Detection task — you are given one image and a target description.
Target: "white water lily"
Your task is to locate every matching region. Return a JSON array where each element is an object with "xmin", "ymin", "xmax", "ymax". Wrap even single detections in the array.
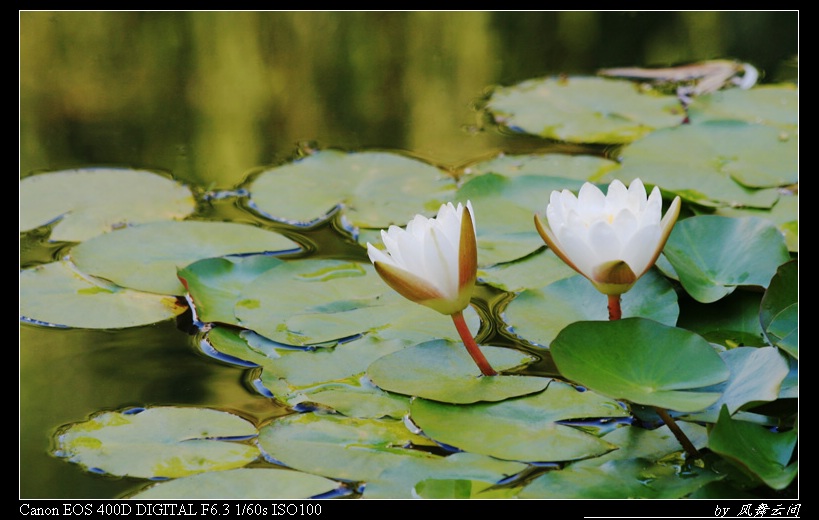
[
  {"xmin": 367, "ymin": 201, "xmax": 496, "ymax": 376},
  {"xmin": 367, "ymin": 201, "xmax": 477, "ymax": 316},
  {"xmin": 534, "ymin": 178, "xmax": 681, "ymax": 297}
]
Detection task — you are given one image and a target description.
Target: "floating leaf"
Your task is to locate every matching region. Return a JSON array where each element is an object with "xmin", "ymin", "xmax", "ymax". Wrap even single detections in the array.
[
  {"xmin": 584, "ymin": 421, "xmax": 708, "ymax": 465},
  {"xmin": 681, "ymin": 347, "xmax": 790, "ymax": 424},
  {"xmin": 414, "ymin": 478, "xmax": 519, "ymax": 499},
  {"xmin": 130, "ymin": 468, "xmax": 342, "ymax": 499},
  {"xmin": 409, "ymin": 379, "xmax": 628, "ymax": 462},
  {"xmin": 248, "ymin": 149, "xmax": 453, "ymax": 228},
  {"xmin": 486, "ymin": 76, "xmax": 683, "ymax": 144},
  {"xmin": 608, "ymin": 121, "xmax": 795, "ymax": 206},
  {"xmin": 519, "ymin": 456, "xmax": 721, "ymax": 498},
  {"xmin": 20, "ymin": 260, "xmax": 186, "ymax": 329},
  {"xmin": 454, "ymin": 173, "xmax": 586, "ymax": 265},
  {"xmin": 478, "ymin": 247, "xmax": 576, "ymax": 293},
  {"xmin": 712, "ymin": 192, "xmax": 798, "ymax": 253},
  {"xmin": 367, "ymin": 340, "xmax": 548, "ymax": 403},
  {"xmin": 54, "ymin": 407, "xmax": 259, "ymax": 479},
  {"xmin": 364, "ymin": 452, "xmax": 527, "ymax": 499},
  {"xmin": 70, "ymin": 221, "xmax": 299, "ymax": 296},
  {"xmin": 760, "ymin": 260, "xmax": 798, "ymax": 359},
  {"xmin": 676, "ymin": 290, "xmax": 768, "ymax": 348},
  {"xmin": 663, "ymin": 216, "xmax": 790, "ymax": 303},
  {"xmin": 551, "ymin": 318, "xmax": 730, "ymax": 412},
  {"xmin": 463, "ymin": 152, "xmax": 620, "ymax": 182},
  {"xmin": 709, "ymin": 406, "xmax": 797, "ymax": 490},
  {"xmin": 688, "ymin": 84, "xmax": 798, "ymax": 130},
  {"xmin": 257, "ymin": 413, "xmax": 439, "ymax": 482},
  {"xmin": 290, "ymin": 381, "xmax": 411, "ymax": 419},
  {"xmin": 235, "ymin": 259, "xmax": 479, "ymax": 346},
  {"xmin": 179, "ymin": 255, "xmax": 285, "ymax": 324},
  {"xmin": 19, "ymin": 168, "xmax": 195, "ymax": 242},
  {"xmin": 503, "ymin": 269, "xmax": 678, "ymax": 348}
]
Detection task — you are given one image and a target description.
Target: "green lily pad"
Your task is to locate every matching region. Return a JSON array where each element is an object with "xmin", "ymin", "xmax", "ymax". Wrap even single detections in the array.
[
  {"xmin": 478, "ymin": 247, "xmax": 576, "ymax": 293},
  {"xmin": 234, "ymin": 258, "xmax": 480, "ymax": 346},
  {"xmin": 503, "ymin": 269, "xmax": 678, "ymax": 348},
  {"xmin": 551, "ymin": 318, "xmax": 730, "ymax": 412},
  {"xmin": 454, "ymin": 173, "xmax": 586, "ymax": 265},
  {"xmin": 413, "ymin": 478, "xmax": 519, "ymax": 499},
  {"xmin": 663, "ymin": 215, "xmax": 791, "ymax": 303},
  {"xmin": 364, "ymin": 452, "xmax": 527, "ymax": 499},
  {"xmin": 688, "ymin": 84, "xmax": 798, "ymax": 130},
  {"xmin": 204, "ymin": 326, "xmax": 415, "ymax": 409},
  {"xmin": 289, "ymin": 381, "xmax": 411, "ymax": 419},
  {"xmin": 70, "ymin": 221, "xmax": 300, "ymax": 296},
  {"xmin": 463, "ymin": 152, "xmax": 620, "ymax": 182},
  {"xmin": 409, "ymin": 379, "xmax": 628, "ymax": 462},
  {"xmin": 20, "ymin": 260, "xmax": 187, "ymax": 329},
  {"xmin": 248, "ymin": 149, "xmax": 454, "ymax": 228},
  {"xmin": 608, "ymin": 121, "xmax": 795, "ymax": 207},
  {"xmin": 585, "ymin": 421, "xmax": 709, "ymax": 465},
  {"xmin": 19, "ymin": 168, "xmax": 195, "ymax": 242},
  {"xmin": 712, "ymin": 192, "xmax": 798, "ymax": 253},
  {"xmin": 709, "ymin": 406, "xmax": 798, "ymax": 490},
  {"xmin": 676, "ymin": 290, "xmax": 768, "ymax": 348},
  {"xmin": 178, "ymin": 255, "xmax": 285, "ymax": 324},
  {"xmin": 130, "ymin": 468, "xmax": 342, "ymax": 499},
  {"xmin": 257, "ymin": 412, "xmax": 439, "ymax": 482},
  {"xmin": 485, "ymin": 76, "xmax": 683, "ymax": 144},
  {"xmin": 681, "ymin": 347, "xmax": 790, "ymax": 424},
  {"xmin": 54, "ymin": 407, "xmax": 259, "ymax": 479},
  {"xmin": 367, "ymin": 340, "xmax": 548, "ymax": 403},
  {"xmin": 518, "ymin": 456, "xmax": 722, "ymax": 498},
  {"xmin": 760, "ymin": 260, "xmax": 798, "ymax": 359}
]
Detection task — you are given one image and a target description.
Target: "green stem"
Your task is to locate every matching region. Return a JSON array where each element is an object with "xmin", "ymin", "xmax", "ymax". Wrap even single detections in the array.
[
  {"xmin": 654, "ymin": 406, "xmax": 701, "ymax": 459},
  {"xmin": 608, "ymin": 294, "xmax": 622, "ymax": 321},
  {"xmin": 451, "ymin": 310, "xmax": 497, "ymax": 376}
]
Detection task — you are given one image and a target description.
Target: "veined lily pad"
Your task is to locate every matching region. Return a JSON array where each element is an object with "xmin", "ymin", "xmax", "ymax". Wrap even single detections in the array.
[
  {"xmin": 409, "ymin": 379, "xmax": 628, "ymax": 462},
  {"xmin": 485, "ymin": 76, "xmax": 683, "ymax": 144},
  {"xmin": 364, "ymin": 452, "xmax": 527, "ymax": 499},
  {"xmin": 714, "ymin": 193, "xmax": 798, "ymax": 253},
  {"xmin": 608, "ymin": 121, "xmax": 796, "ymax": 207},
  {"xmin": 681, "ymin": 347, "xmax": 790, "ymax": 424},
  {"xmin": 676, "ymin": 290, "xmax": 768, "ymax": 348},
  {"xmin": 19, "ymin": 168, "xmax": 195, "ymax": 242},
  {"xmin": 518, "ymin": 456, "xmax": 722, "ymax": 499},
  {"xmin": 688, "ymin": 84, "xmax": 798, "ymax": 130},
  {"xmin": 503, "ymin": 269, "xmax": 678, "ymax": 348},
  {"xmin": 454, "ymin": 173, "xmax": 586, "ymax": 265},
  {"xmin": 709, "ymin": 406, "xmax": 798, "ymax": 490},
  {"xmin": 366, "ymin": 340, "xmax": 548, "ymax": 403},
  {"xmin": 53, "ymin": 407, "xmax": 259, "ymax": 479},
  {"xmin": 130, "ymin": 467, "xmax": 342, "ymax": 499},
  {"xmin": 257, "ymin": 412, "xmax": 439, "ymax": 482},
  {"xmin": 463, "ymin": 152, "xmax": 620, "ymax": 182},
  {"xmin": 20, "ymin": 260, "xmax": 186, "ymax": 329},
  {"xmin": 178, "ymin": 255, "xmax": 285, "ymax": 324},
  {"xmin": 70, "ymin": 220, "xmax": 300, "ymax": 296},
  {"xmin": 663, "ymin": 215, "xmax": 791, "ymax": 304},
  {"xmin": 234, "ymin": 258, "xmax": 479, "ymax": 346},
  {"xmin": 551, "ymin": 318, "xmax": 730, "ymax": 412},
  {"xmin": 478, "ymin": 247, "xmax": 576, "ymax": 293},
  {"xmin": 760, "ymin": 260, "xmax": 798, "ymax": 359},
  {"xmin": 247, "ymin": 149, "xmax": 454, "ymax": 228}
]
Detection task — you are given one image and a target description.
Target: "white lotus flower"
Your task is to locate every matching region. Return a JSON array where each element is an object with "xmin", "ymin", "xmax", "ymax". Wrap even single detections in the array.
[
  {"xmin": 367, "ymin": 201, "xmax": 496, "ymax": 376},
  {"xmin": 534, "ymin": 178, "xmax": 681, "ymax": 296},
  {"xmin": 367, "ymin": 201, "xmax": 477, "ymax": 316}
]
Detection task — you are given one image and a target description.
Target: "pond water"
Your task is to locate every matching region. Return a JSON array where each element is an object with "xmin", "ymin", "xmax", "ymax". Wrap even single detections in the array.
[{"xmin": 20, "ymin": 11, "xmax": 798, "ymax": 499}]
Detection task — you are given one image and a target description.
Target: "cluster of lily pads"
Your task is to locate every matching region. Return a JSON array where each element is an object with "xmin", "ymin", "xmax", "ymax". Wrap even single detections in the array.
[{"xmin": 20, "ymin": 69, "xmax": 797, "ymax": 499}]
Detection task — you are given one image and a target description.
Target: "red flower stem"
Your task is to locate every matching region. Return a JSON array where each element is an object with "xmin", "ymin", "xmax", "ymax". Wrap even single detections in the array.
[
  {"xmin": 654, "ymin": 406, "xmax": 701, "ymax": 459},
  {"xmin": 451, "ymin": 310, "xmax": 497, "ymax": 376},
  {"xmin": 608, "ymin": 294, "xmax": 622, "ymax": 321}
]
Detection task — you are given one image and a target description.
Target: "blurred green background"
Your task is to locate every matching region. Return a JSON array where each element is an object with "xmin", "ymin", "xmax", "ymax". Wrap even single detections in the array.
[{"xmin": 20, "ymin": 11, "xmax": 798, "ymax": 188}]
